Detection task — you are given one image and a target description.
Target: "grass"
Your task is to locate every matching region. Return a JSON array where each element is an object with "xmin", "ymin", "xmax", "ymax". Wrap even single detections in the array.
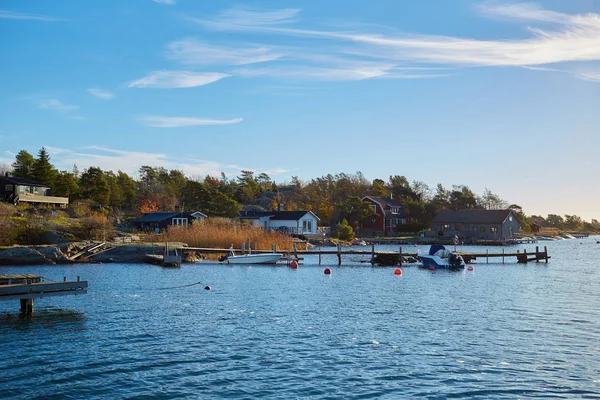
[{"xmin": 161, "ymin": 218, "xmax": 296, "ymax": 251}]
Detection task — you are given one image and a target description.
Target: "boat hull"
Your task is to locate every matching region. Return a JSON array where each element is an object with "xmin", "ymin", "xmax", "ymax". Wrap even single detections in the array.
[
  {"xmin": 418, "ymin": 254, "xmax": 465, "ymax": 269},
  {"xmin": 225, "ymin": 253, "xmax": 282, "ymax": 264}
]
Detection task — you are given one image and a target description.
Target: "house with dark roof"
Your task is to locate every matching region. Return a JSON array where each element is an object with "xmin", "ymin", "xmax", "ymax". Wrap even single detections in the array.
[
  {"xmin": 239, "ymin": 208, "xmax": 320, "ymax": 236},
  {"xmin": 360, "ymin": 196, "xmax": 408, "ymax": 235},
  {"xmin": 131, "ymin": 211, "xmax": 207, "ymax": 232},
  {"xmin": 430, "ymin": 209, "xmax": 520, "ymax": 240},
  {"xmin": 0, "ymin": 173, "xmax": 69, "ymax": 207}
]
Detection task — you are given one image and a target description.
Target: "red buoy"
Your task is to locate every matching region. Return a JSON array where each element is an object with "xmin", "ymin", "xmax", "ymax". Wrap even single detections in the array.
[
  {"xmin": 429, "ymin": 266, "xmax": 435, "ymax": 271},
  {"xmin": 467, "ymin": 266, "xmax": 474, "ymax": 271},
  {"xmin": 290, "ymin": 260, "xmax": 298, "ymax": 269},
  {"xmin": 394, "ymin": 268, "xmax": 402, "ymax": 275},
  {"xmin": 324, "ymin": 268, "xmax": 331, "ymax": 275}
]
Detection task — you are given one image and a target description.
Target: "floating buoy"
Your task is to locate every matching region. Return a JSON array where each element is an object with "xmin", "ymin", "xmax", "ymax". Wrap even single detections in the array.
[
  {"xmin": 324, "ymin": 268, "xmax": 331, "ymax": 275},
  {"xmin": 290, "ymin": 260, "xmax": 298, "ymax": 269},
  {"xmin": 467, "ymin": 266, "xmax": 474, "ymax": 271},
  {"xmin": 204, "ymin": 286, "xmax": 211, "ymax": 290},
  {"xmin": 429, "ymin": 266, "xmax": 435, "ymax": 271},
  {"xmin": 394, "ymin": 268, "xmax": 402, "ymax": 275}
]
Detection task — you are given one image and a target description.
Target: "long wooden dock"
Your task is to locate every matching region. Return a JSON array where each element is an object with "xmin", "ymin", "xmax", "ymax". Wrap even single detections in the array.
[
  {"xmin": 0, "ymin": 274, "xmax": 88, "ymax": 314},
  {"xmin": 183, "ymin": 244, "xmax": 550, "ymax": 266}
]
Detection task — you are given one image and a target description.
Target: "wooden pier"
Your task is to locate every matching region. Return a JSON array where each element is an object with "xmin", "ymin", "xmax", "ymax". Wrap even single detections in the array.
[
  {"xmin": 183, "ymin": 244, "xmax": 550, "ymax": 266},
  {"xmin": 0, "ymin": 274, "xmax": 88, "ymax": 314}
]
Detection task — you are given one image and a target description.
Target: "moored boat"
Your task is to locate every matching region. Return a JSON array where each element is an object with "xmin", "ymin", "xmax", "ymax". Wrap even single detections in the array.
[
  {"xmin": 418, "ymin": 244, "xmax": 465, "ymax": 269},
  {"xmin": 220, "ymin": 248, "xmax": 282, "ymax": 264}
]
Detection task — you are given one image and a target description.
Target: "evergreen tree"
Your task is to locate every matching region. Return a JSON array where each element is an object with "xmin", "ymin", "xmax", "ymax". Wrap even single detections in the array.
[
  {"xmin": 32, "ymin": 147, "xmax": 57, "ymax": 186},
  {"xmin": 80, "ymin": 167, "xmax": 111, "ymax": 206},
  {"xmin": 53, "ymin": 170, "xmax": 80, "ymax": 199},
  {"xmin": 12, "ymin": 150, "xmax": 36, "ymax": 179}
]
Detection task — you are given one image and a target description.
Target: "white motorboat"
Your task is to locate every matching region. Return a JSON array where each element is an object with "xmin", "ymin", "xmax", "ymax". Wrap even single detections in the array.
[
  {"xmin": 418, "ymin": 245, "xmax": 465, "ymax": 269},
  {"xmin": 220, "ymin": 248, "xmax": 282, "ymax": 264}
]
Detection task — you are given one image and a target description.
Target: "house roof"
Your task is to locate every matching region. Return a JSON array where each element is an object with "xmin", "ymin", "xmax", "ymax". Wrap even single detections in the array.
[
  {"xmin": 131, "ymin": 212, "xmax": 180, "ymax": 223},
  {"xmin": 270, "ymin": 211, "xmax": 318, "ymax": 221},
  {"xmin": 1, "ymin": 176, "xmax": 49, "ymax": 187},
  {"xmin": 433, "ymin": 209, "xmax": 515, "ymax": 224},
  {"xmin": 363, "ymin": 196, "xmax": 407, "ymax": 218},
  {"xmin": 239, "ymin": 211, "xmax": 277, "ymax": 219}
]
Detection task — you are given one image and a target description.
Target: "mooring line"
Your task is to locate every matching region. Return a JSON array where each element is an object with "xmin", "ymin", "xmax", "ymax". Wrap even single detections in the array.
[{"xmin": 155, "ymin": 280, "xmax": 208, "ymax": 290}]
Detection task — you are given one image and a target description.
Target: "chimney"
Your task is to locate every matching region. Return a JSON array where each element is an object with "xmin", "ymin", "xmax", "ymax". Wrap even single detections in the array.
[
  {"xmin": 4, "ymin": 172, "xmax": 8, "ymax": 177},
  {"xmin": 278, "ymin": 203, "xmax": 284, "ymax": 211}
]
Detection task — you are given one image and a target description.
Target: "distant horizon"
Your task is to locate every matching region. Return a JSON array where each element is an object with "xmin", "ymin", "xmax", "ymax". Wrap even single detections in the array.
[{"xmin": 2, "ymin": 1, "xmax": 599, "ymax": 222}]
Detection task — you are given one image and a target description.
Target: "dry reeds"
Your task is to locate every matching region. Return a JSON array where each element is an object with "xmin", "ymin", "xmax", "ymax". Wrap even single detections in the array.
[{"xmin": 162, "ymin": 217, "xmax": 295, "ymax": 250}]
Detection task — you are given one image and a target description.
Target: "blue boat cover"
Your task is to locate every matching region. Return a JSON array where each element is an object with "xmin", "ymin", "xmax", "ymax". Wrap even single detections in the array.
[{"xmin": 429, "ymin": 244, "xmax": 446, "ymax": 255}]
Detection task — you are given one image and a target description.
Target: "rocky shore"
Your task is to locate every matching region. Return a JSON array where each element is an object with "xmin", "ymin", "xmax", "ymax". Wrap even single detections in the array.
[{"xmin": 0, "ymin": 243, "xmax": 202, "ymax": 266}]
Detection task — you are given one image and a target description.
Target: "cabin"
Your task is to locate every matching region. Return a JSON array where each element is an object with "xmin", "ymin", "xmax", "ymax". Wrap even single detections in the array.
[
  {"xmin": 239, "ymin": 209, "xmax": 320, "ymax": 236},
  {"xmin": 430, "ymin": 209, "xmax": 520, "ymax": 240},
  {"xmin": 0, "ymin": 173, "xmax": 69, "ymax": 208},
  {"xmin": 360, "ymin": 196, "xmax": 408, "ymax": 235},
  {"xmin": 131, "ymin": 211, "xmax": 207, "ymax": 233}
]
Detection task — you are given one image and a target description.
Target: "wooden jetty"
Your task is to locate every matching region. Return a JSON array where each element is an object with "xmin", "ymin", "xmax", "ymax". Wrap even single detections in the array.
[
  {"xmin": 184, "ymin": 244, "xmax": 550, "ymax": 266},
  {"xmin": 0, "ymin": 274, "xmax": 88, "ymax": 314}
]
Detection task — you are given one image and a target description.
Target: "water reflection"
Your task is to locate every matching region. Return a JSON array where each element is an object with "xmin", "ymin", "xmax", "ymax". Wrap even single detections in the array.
[{"xmin": 0, "ymin": 307, "xmax": 87, "ymax": 330}]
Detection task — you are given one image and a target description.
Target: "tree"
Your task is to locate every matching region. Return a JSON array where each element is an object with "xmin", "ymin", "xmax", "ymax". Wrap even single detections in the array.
[
  {"xmin": 12, "ymin": 150, "xmax": 36, "ymax": 179},
  {"xmin": 79, "ymin": 167, "xmax": 111, "ymax": 206},
  {"xmin": 546, "ymin": 214, "xmax": 564, "ymax": 228},
  {"xmin": 53, "ymin": 170, "xmax": 80, "ymax": 199},
  {"xmin": 370, "ymin": 178, "xmax": 388, "ymax": 197},
  {"xmin": 448, "ymin": 185, "xmax": 478, "ymax": 210},
  {"xmin": 478, "ymin": 188, "xmax": 508, "ymax": 210},
  {"xmin": 32, "ymin": 147, "xmax": 57, "ymax": 187},
  {"xmin": 117, "ymin": 171, "xmax": 137, "ymax": 210},
  {"xmin": 334, "ymin": 195, "xmax": 376, "ymax": 229},
  {"xmin": 335, "ymin": 219, "xmax": 355, "ymax": 241}
]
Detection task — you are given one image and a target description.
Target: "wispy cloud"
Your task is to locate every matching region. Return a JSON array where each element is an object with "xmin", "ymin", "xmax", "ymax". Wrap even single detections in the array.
[
  {"xmin": 128, "ymin": 70, "xmax": 229, "ymax": 88},
  {"xmin": 192, "ymin": 4, "xmax": 600, "ymax": 82},
  {"xmin": 577, "ymin": 71, "xmax": 600, "ymax": 82},
  {"xmin": 153, "ymin": 0, "xmax": 175, "ymax": 5},
  {"xmin": 38, "ymin": 98, "xmax": 78, "ymax": 112},
  {"xmin": 196, "ymin": 7, "xmax": 300, "ymax": 30},
  {"xmin": 0, "ymin": 9, "xmax": 63, "ymax": 21},
  {"xmin": 167, "ymin": 38, "xmax": 285, "ymax": 65},
  {"xmin": 42, "ymin": 145, "xmax": 286, "ymax": 179},
  {"xmin": 87, "ymin": 88, "xmax": 114, "ymax": 99},
  {"xmin": 139, "ymin": 116, "xmax": 243, "ymax": 128}
]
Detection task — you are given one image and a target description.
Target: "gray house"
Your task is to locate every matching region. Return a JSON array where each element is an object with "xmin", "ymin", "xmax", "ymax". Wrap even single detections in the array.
[{"xmin": 430, "ymin": 209, "xmax": 520, "ymax": 240}]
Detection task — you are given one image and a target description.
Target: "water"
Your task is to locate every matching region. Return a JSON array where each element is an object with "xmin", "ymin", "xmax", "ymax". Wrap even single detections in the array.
[{"xmin": 1, "ymin": 238, "xmax": 599, "ymax": 399}]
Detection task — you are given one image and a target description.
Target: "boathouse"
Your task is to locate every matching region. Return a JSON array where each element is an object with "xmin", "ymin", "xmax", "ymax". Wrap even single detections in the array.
[
  {"xmin": 360, "ymin": 196, "xmax": 408, "ymax": 236},
  {"xmin": 131, "ymin": 211, "xmax": 207, "ymax": 232},
  {"xmin": 430, "ymin": 209, "xmax": 520, "ymax": 240},
  {"xmin": 0, "ymin": 173, "xmax": 69, "ymax": 207}
]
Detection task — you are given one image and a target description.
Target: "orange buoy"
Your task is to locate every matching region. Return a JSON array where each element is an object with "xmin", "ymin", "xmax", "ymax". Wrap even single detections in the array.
[
  {"xmin": 467, "ymin": 266, "xmax": 474, "ymax": 271},
  {"xmin": 429, "ymin": 266, "xmax": 435, "ymax": 271},
  {"xmin": 394, "ymin": 268, "xmax": 402, "ymax": 275},
  {"xmin": 324, "ymin": 268, "xmax": 331, "ymax": 275},
  {"xmin": 290, "ymin": 260, "xmax": 298, "ymax": 269}
]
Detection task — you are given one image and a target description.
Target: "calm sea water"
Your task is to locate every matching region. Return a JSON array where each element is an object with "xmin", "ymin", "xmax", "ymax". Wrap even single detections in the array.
[{"xmin": 1, "ymin": 238, "xmax": 599, "ymax": 399}]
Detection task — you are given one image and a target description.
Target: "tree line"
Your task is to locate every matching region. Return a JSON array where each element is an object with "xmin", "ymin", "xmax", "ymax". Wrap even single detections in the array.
[{"xmin": 5, "ymin": 147, "xmax": 599, "ymax": 232}]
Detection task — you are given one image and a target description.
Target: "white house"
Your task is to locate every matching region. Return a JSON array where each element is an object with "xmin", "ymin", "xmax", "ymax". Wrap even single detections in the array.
[{"xmin": 239, "ymin": 210, "xmax": 320, "ymax": 235}]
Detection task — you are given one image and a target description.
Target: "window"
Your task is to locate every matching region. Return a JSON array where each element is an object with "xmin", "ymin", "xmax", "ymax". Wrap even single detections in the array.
[
  {"xmin": 473, "ymin": 226, "xmax": 478, "ymax": 232},
  {"xmin": 303, "ymin": 220, "xmax": 312, "ymax": 232},
  {"xmin": 5, "ymin": 184, "xmax": 13, "ymax": 192},
  {"xmin": 455, "ymin": 224, "xmax": 461, "ymax": 231},
  {"xmin": 371, "ymin": 204, "xmax": 377, "ymax": 213},
  {"xmin": 480, "ymin": 226, "xmax": 486, "ymax": 233},
  {"xmin": 399, "ymin": 218, "xmax": 407, "ymax": 225},
  {"xmin": 490, "ymin": 227, "xmax": 498, "ymax": 233},
  {"xmin": 172, "ymin": 218, "xmax": 188, "ymax": 227},
  {"xmin": 442, "ymin": 224, "xmax": 451, "ymax": 231}
]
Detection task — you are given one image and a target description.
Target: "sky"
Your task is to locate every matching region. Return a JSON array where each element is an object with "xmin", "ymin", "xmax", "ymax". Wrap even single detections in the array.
[{"xmin": 1, "ymin": 0, "xmax": 599, "ymax": 221}]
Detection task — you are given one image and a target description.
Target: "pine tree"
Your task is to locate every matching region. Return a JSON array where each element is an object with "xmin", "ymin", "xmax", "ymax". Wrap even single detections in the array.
[
  {"xmin": 32, "ymin": 147, "xmax": 57, "ymax": 186},
  {"xmin": 12, "ymin": 150, "xmax": 36, "ymax": 179}
]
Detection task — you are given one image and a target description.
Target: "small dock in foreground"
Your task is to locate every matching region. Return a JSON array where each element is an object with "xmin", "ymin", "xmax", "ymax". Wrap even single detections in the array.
[
  {"xmin": 0, "ymin": 274, "xmax": 88, "ymax": 314},
  {"xmin": 184, "ymin": 244, "xmax": 550, "ymax": 266}
]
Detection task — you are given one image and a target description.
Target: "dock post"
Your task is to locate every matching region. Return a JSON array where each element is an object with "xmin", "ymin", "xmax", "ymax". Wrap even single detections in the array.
[
  {"xmin": 535, "ymin": 246, "xmax": 539, "ymax": 263},
  {"xmin": 241, "ymin": 242, "xmax": 245, "ymax": 255},
  {"xmin": 337, "ymin": 243, "xmax": 342, "ymax": 266},
  {"xmin": 524, "ymin": 248, "xmax": 528, "ymax": 263},
  {"xmin": 293, "ymin": 243, "xmax": 298, "ymax": 260},
  {"xmin": 544, "ymin": 246, "xmax": 548, "ymax": 263},
  {"xmin": 371, "ymin": 243, "xmax": 375, "ymax": 263},
  {"xmin": 272, "ymin": 244, "xmax": 277, "ymax": 253},
  {"xmin": 64, "ymin": 277, "xmax": 66, "ymax": 282},
  {"xmin": 20, "ymin": 298, "xmax": 34, "ymax": 314},
  {"xmin": 502, "ymin": 248, "xmax": 505, "ymax": 264},
  {"xmin": 399, "ymin": 246, "xmax": 403, "ymax": 267},
  {"xmin": 318, "ymin": 245, "xmax": 321, "ymax": 265},
  {"xmin": 486, "ymin": 249, "xmax": 489, "ymax": 264}
]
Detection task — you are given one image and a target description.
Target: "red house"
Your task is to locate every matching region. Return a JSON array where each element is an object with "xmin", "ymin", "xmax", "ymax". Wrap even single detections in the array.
[{"xmin": 360, "ymin": 196, "xmax": 408, "ymax": 235}]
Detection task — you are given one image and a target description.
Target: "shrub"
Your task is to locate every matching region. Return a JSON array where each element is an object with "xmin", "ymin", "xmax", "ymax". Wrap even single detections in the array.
[
  {"xmin": 0, "ymin": 203, "xmax": 18, "ymax": 245},
  {"xmin": 336, "ymin": 219, "xmax": 355, "ymax": 242}
]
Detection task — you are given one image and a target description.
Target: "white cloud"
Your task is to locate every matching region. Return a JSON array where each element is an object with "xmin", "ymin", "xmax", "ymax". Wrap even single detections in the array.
[
  {"xmin": 38, "ymin": 98, "xmax": 78, "ymax": 112},
  {"xmin": 577, "ymin": 71, "xmax": 600, "ymax": 82},
  {"xmin": 128, "ymin": 70, "xmax": 229, "ymax": 88},
  {"xmin": 167, "ymin": 38, "xmax": 285, "ymax": 65},
  {"xmin": 153, "ymin": 0, "xmax": 175, "ymax": 5},
  {"xmin": 139, "ymin": 116, "xmax": 243, "ymax": 128},
  {"xmin": 193, "ymin": 4, "xmax": 600, "ymax": 81},
  {"xmin": 87, "ymin": 88, "xmax": 114, "ymax": 99},
  {"xmin": 0, "ymin": 9, "xmax": 63, "ymax": 21},
  {"xmin": 196, "ymin": 7, "xmax": 300, "ymax": 30}
]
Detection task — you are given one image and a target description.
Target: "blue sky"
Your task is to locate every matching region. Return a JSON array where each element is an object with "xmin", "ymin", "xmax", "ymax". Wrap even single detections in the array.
[{"xmin": 1, "ymin": 0, "xmax": 599, "ymax": 221}]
